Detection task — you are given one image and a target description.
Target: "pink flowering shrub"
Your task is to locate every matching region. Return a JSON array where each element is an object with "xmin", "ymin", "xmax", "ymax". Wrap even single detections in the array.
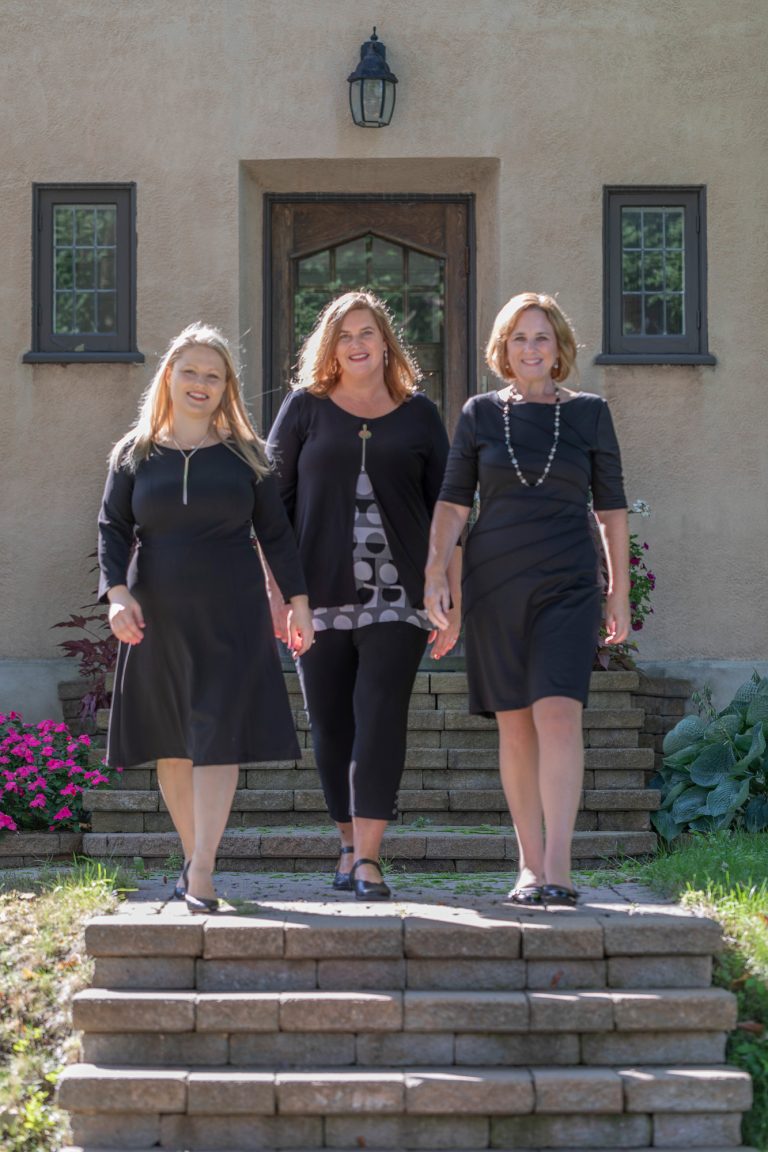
[
  {"xmin": 0, "ymin": 711, "xmax": 119, "ymax": 833},
  {"xmin": 595, "ymin": 499, "xmax": 656, "ymax": 669}
]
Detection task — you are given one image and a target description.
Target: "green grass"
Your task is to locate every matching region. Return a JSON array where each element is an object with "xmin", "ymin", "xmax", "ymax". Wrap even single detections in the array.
[
  {"xmin": 603, "ymin": 832, "xmax": 768, "ymax": 1151},
  {"xmin": 0, "ymin": 859, "xmax": 124, "ymax": 1152}
]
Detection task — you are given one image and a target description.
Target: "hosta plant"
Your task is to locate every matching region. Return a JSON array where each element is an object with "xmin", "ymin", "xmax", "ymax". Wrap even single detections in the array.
[{"xmin": 651, "ymin": 672, "xmax": 768, "ymax": 841}]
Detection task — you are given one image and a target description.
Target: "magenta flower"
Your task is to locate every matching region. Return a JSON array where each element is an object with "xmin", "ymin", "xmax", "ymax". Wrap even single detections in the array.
[
  {"xmin": 60, "ymin": 782, "xmax": 81, "ymax": 796},
  {"xmin": 52, "ymin": 806, "xmax": 73, "ymax": 822},
  {"xmin": 29, "ymin": 794, "xmax": 47, "ymax": 809},
  {"xmin": 0, "ymin": 811, "xmax": 18, "ymax": 831}
]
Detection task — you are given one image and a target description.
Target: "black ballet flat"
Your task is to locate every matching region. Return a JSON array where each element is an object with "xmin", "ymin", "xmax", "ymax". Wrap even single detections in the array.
[
  {"xmin": 332, "ymin": 845, "xmax": 355, "ymax": 892},
  {"xmin": 350, "ymin": 857, "xmax": 391, "ymax": 902},
  {"xmin": 541, "ymin": 884, "xmax": 580, "ymax": 907},
  {"xmin": 185, "ymin": 892, "xmax": 220, "ymax": 914},
  {"xmin": 507, "ymin": 884, "xmax": 544, "ymax": 906},
  {"xmin": 173, "ymin": 861, "xmax": 190, "ymax": 901}
]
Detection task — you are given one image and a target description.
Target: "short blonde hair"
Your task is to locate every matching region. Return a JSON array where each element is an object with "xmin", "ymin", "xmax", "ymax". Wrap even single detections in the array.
[
  {"xmin": 485, "ymin": 292, "xmax": 577, "ymax": 384},
  {"xmin": 293, "ymin": 291, "xmax": 420, "ymax": 403},
  {"xmin": 110, "ymin": 323, "xmax": 270, "ymax": 478}
]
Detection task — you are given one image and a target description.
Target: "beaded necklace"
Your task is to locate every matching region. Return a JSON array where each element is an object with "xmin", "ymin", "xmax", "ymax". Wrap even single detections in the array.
[{"xmin": 501, "ymin": 384, "xmax": 561, "ymax": 488}]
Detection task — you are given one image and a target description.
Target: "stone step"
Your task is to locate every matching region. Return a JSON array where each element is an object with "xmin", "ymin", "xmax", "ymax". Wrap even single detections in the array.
[
  {"xmin": 81, "ymin": 826, "xmax": 658, "ymax": 871},
  {"xmin": 81, "ymin": 908, "xmax": 724, "ymax": 997},
  {"xmin": 58, "ymin": 1062, "xmax": 751, "ymax": 1150},
  {"xmin": 84, "ymin": 785, "xmax": 661, "ymax": 835},
  {"xmin": 73, "ymin": 986, "xmax": 737, "ymax": 1038},
  {"xmin": 62, "ymin": 1147, "xmax": 760, "ymax": 1152}
]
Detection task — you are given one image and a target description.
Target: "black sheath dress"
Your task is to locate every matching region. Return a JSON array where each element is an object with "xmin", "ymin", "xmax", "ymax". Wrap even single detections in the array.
[
  {"xmin": 97, "ymin": 442, "xmax": 306, "ymax": 768},
  {"xmin": 439, "ymin": 391, "xmax": 627, "ymax": 716}
]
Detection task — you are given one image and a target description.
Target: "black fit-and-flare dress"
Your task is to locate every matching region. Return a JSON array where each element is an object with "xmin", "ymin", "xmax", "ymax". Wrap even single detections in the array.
[
  {"xmin": 439, "ymin": 391, "xmax": 627, "ymax": 716},
  {"xmin": 98, "ymin": 441, "xmax": 306, "ymax": 768}
]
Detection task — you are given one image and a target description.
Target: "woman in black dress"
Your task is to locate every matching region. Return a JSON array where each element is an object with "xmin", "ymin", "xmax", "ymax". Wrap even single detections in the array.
[
  {"xmin": 266, "ymin": 292, "xmax": 461, "ymax": 900},
  {"xmin": 98, "ymin": 323, "xmax": 313, "ymax": 912},
  {"xmin": 425, "ymin": 293, "xmax": 629, "ymax": 906}
]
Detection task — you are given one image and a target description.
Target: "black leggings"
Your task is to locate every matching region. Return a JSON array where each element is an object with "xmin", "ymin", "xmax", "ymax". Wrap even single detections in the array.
[{"xmin": 297, "ymin": 622, "xmax": 428, "ymax": 823}]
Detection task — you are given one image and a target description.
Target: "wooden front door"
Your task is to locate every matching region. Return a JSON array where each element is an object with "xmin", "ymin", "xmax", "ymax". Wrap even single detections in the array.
[{"xmin": 264, "ymin": 195, "xmax": 474, "ymax": 432}]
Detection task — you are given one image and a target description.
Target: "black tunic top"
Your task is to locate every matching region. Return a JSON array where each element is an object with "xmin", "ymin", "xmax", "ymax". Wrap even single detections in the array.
[
  {"xmin": 267, "ymin": 390, "xmax": 449, "ymax": 611},
  {"xmin": 97, "ymin": 441, "xmax": 306, "ymax": 767},
  {"xmin": 439, "ymin": 391, "xmax": 627, "ymax": 714}
]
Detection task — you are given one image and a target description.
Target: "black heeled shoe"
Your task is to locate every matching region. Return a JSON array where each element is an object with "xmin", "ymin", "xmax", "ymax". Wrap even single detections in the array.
[
  {"xmin": 173, "ymin": 861, "xmax": 190, "ymax": 900},
  {"xmin": 507, "ymin": 884, "xmax": 544, "ymax": 906},
  {"xmin": 350, "ymin": 858, "xmax": 391, "ymax": 902},
  {"xmin": 332, "ymin": 845, "xmax": 355, "ymax": 891},
  {"xmin": 541, "ymin": 884, "xmax": 579, "ymax": 907},
  {"xmin": 185, "ymin": 892, "xmax": 220, "ymax": 914}
]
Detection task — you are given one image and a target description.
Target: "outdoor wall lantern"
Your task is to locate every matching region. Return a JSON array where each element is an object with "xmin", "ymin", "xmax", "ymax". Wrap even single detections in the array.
[{"xmin": 348, "ymin": 27, "xmax": 398, "ymax": 127}]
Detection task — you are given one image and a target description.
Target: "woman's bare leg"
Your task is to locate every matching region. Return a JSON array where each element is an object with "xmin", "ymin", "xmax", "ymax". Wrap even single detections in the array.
[
  {"xmin": 352, "ymin": 816, "xmax": 388, "ymax": 883},
  {"xmin": 186, "ymin": 764, "xmax": 239, "ymax": 901},
  {"xmin": 532, "ymin": 696, "xmax": 584, "ymax": 890},
  {"xmin": 156, "ymin": 758, "xmax": 194, "ymax": 889},
  {"xmin": 496, "ymin": 708, "xmax": 544, "ymax": 888}
]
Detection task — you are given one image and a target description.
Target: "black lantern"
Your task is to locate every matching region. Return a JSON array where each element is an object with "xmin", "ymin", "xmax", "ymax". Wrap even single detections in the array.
[{"xmin": 347, "ymin": 27, "xmax": 398, "ymax": 128}]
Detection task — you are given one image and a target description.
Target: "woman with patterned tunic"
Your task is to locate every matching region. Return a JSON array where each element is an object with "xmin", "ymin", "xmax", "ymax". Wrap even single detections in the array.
[
  {"xmin": 266, "ymin": 292, "xmax": 461, "ymax": 900},
  {"xmin": 425, "ymin": 293, "xmax": 629, "ymax": 907}
]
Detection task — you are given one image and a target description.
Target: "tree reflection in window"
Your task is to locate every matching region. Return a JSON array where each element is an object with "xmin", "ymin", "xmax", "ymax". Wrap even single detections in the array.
[{"xmin": 294, "ymin": 234, "xmax": 445, "ymax": 414}]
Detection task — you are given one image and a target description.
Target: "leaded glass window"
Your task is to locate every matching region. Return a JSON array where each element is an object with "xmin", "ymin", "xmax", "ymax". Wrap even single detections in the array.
[
  {"xmin": 24, "ymin": 183, "xmax": 142, "ymax": 363},
  {"xmin": 53, "ymin": 205, "xmax": 118, "ymax": 335},
  {"xmin": 294, "ymin": 233, "xmax": 445, "ymax": 413},
  {"xmin": 598, "ymin": 187, "xmax": 714, "ymax": 365}
]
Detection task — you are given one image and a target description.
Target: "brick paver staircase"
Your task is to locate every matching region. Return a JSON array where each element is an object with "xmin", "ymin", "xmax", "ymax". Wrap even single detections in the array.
[
  {"xmin": 59, "ymin": 893, "xmax": 754, "ymax": 1151},
  {"xmin": 80, "ymin": 670, "xmax": 658, "ymax": 873}
]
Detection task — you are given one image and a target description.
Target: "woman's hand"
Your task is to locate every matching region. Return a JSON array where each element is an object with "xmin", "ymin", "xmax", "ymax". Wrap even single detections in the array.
[
  {"xmin": 287, "ymin": 596, "xmax": 314, "ymax": 657},
  {"xmin": 269, "ymin": 591, "xmax": 291, "ymax": 644},
  {"xmin": 604, "ymin": 590, "xmax": 631, "ymax": 645},
  {"xmin": 429, "ymin": 603, "xmax": 461, "ymax": 659},
  {"xmin": 107, "ymin": 586, "xmax": 145, "ymax": 645},
  {"xmin": 424, "ymin": 568, "xmax": 452, "ymax": 631}
]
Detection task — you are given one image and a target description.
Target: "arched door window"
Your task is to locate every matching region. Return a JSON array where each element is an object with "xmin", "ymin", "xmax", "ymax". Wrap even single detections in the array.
[{"xmin": 294, "ymin": 234, "xmax": 445, "ymax": 414}]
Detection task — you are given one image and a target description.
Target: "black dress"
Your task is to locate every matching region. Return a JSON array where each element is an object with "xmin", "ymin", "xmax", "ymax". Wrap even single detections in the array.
[
  {"xmin": 439, "ymin": 391, "xmax": 627, "ymax": 716},
  {"xmin": 97, "ymin": 442, "xmax": 306, "ymax": 768}
]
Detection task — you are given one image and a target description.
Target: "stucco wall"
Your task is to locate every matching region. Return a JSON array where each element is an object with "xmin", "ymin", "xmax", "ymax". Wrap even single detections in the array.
[{"xmin": 1, "ymin": 0, "xmax": 766, "ymax": 707}]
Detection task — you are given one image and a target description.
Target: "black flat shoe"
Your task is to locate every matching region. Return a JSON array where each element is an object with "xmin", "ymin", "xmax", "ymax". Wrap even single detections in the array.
[
  {"xmin": 332, "ymin": 845, "xmax": 355, "ymax": 891},
  {"xmin": 507, "ymin": 884, "xmax": 544, "ymax": 906},
  {"xmin": 185, "ymin": 892, "xmax": 220, "ymax": 914},
  {"xmin": 350, "ymin": 857, "xmax": 391, "ymax": 902},
  {"xmin": 173, "ymin": 861, "xmax": 190, "ymax": 901},
  {"xmin": 541, "ymin": 884, "xmax": 579, "ymax": 907}
]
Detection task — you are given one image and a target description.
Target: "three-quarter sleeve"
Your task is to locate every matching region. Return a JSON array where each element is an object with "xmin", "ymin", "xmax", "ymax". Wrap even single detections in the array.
[
  {"xmin": 97, "ymin": 465, "xmax": 136, "ymax": 603},
  {"xmin": 591, "ymin": 400, "xmax": 627, "ymax": 511},
  {"xmin": 266, "ymin": 390, "xmax": 304, "ymax": 521},
  {"xmin": 421, "ymin": 400, "xmax": 450, "ymax": 514},
  {"xmin": 251, "ymin": 472, "xmax": 307, "ymax": 602},
  {"xmin": 438, "ymin": 401, "xmax": 479, "ymax": 507}
]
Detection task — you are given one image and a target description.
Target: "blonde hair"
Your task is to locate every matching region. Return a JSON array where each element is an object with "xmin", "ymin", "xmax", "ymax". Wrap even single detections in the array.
[
  {"xmin": 109, "ymin": 323, "xmax": 271, "ymax": 479},
  {"xmin": 293, "ymin": 291, "xmax": 420, "ymax": 402},
  {"xmin": 485, "ymin": 292, "xmax": 577, "ymax": 384}
]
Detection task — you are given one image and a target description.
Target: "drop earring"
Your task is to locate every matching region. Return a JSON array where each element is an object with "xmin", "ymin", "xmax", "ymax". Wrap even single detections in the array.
[{"xmin": 383, "ymin": 347, "xmax": 389, "ymax": 367}]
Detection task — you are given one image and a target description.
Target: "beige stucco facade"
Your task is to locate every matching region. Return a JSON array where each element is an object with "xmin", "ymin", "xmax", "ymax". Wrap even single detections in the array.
[{"xmin": 2, "ymin": 0, "xmax": 767, "ymax": 717}]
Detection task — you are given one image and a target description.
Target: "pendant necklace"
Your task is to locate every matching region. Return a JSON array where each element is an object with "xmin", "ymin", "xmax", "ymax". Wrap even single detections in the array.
[
  {"xmin": 358, "ymin": 423, "xmax": 372, "ymax": 471},
  {"xmin": 169, "ymin": 429, "xmax": 213, "ymax": 505},
  {"xmin": 502, "ymin": 384, "xmax": 561, "ymax": 488}
]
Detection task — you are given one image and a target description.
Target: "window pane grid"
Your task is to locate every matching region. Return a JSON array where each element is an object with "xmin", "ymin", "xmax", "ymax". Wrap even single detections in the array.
[
  {"xmin": 53, "ymin": 204, "xmax": 118, "ymax": 334},
  {"xmin": 620, "ymin": 207, "xmax": 685, "ymax": 337}
]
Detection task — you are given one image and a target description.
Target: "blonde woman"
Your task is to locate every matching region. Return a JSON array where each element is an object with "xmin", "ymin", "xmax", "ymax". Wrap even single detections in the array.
[
  {"xmin": 267, "ymin": 292, "xmax": 461, "ymax": 900},
  {"xmin": 425, "ymin": 293, "xmax": 629, "ymax": 907},
  {"xmin": 98, "ymin": 323, "xmax": 313, "ymax": 912}
]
